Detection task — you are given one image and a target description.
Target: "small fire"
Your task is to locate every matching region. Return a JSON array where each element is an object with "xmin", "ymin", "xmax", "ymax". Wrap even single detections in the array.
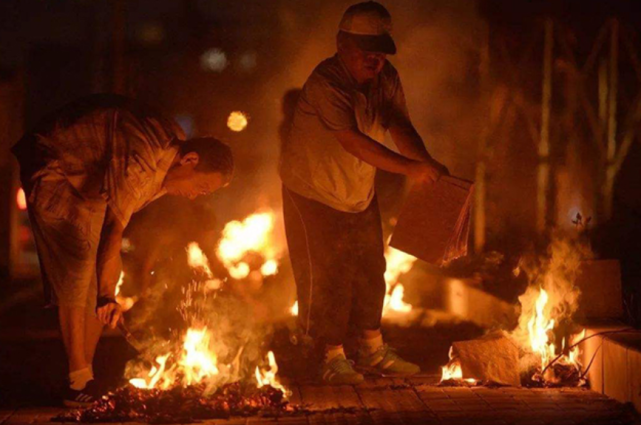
[
  {"xmin": 217, "ymin": 211, "xmax": 280, "ymax": 280},
  {"xmin": 255, "ymin": 351, "xmax": 289, "ymax": 397},
  {"xmin": 115, "ymin": 271, "xmax": 125, "ymax": 296},
  {"xmin": 115, "ymin": 271, "xmax": 137, "ymax": 312},
  {"xmin": 180, "ymin": 327, "xmax": 219, "ymax": 385},
  {"xmin": 289, "ymin": 301, "xmax": 298, "ymax": 316},
  {"xmin": 187, "ymin": 242, "xmax": 213, "ymax": 277},
  {"xmin": 227, "ymin": 111, "xmax": 249, "ymax": 132},
  {"xmin": 129, "ymin": 354, "xmax": 171, "ymax": 390},
  {"xmin": 511, "ymin": 237, "xmax": 589, "ymax": 384},
  {"xmin": 520, "ymin": 285, "xmax": 585, "ymax": 383},
  {"xmin": 382, "ymin": 245, "xmax": 416, "ymax": 315},
  {"xmin": 129, "ymin": 326, "xmax": 220, "ymax": 389},
  {"xmin": 528, "ymin": 288, "xmax": 556, "ymax": 371},
  {"xmin": 440, "ymin": 347, "xmax": 476, "ymax": 384}
]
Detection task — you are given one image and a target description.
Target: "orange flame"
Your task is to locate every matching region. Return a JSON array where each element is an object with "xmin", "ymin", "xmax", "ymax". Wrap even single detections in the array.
[
  {"xmin": 254, "ymin": 351, "xmax": 289, "ymax": 397},
  {"xmin": 187, "ymin": 242, "xmax": 213, "ymax": 278},
  {"xmin": 128, "ymin": 326, "xmax": 220, "ymax": 389},
  {"xmin": 440, "ymin": 347, "xmax": 477, "ymax": 384},
  {"xmin": 511, "ymin": 238, "xmax": 589, "ymax": 383},
  {"xmin": 115, "ymin": 271, "xmax": 137, "ymax": 312},
  {"xmin": 382, "ymin": 246, "xmax": 416, "ymax": 315},
  {"xmin": 289, "ymin": 301, "xmax": 298, "ymax": 316},
  {"xmin": 217, "ymin": 211, "xmax": 280, "ymax": 280},
  {"xmin": 179, "ymin": 327, "xmax": 219, "ymax": 385}
]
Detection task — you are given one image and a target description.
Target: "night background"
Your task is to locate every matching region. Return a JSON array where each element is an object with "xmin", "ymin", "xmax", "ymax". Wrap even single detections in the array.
[{"xmin": 1, "ymin": 0, "xmax": 641, "ymax": 423}]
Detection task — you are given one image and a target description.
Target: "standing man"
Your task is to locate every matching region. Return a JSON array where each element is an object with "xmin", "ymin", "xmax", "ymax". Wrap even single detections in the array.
[
  {"xmin": 12, "ymin": 94, "xmax": 233, "ymax": 406},
  {"xmin": 280, "ymin": 2, "xmax": 448, "ymax": 384}
]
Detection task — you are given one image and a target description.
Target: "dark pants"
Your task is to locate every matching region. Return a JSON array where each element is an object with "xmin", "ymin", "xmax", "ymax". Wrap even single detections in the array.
[{"xmin": 282, "ymin": 185, "xmax": 387, "ymax": 346}]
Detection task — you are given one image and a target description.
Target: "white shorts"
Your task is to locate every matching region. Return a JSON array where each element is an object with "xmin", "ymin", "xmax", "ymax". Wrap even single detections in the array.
[{"xmin": 26, "ymin": 174, "xmax": 107, "ymax": 314}]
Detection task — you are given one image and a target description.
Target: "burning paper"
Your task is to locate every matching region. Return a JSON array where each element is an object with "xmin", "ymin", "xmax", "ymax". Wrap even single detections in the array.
[
  {"xmin": 511, "ymin": 237, "xmax": 590, "ymax": 385},
  {"xmin": 450, "ymin": 331, "xmax": 520, "ymax": 386},
  {"xmin": 439, "ymin": 236, "xmax": 590, "ymax": 387},
  {"xmin": 122, "ymin": 225, "xmax": 290, "ymax": 411}
]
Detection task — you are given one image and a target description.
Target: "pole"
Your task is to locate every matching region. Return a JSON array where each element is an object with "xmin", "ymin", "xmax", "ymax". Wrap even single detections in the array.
[
  {"xmin": 537, "ymin": 19, "xmax": 553, "ymax": 234},
  {"xmin": 603, "ymin": 19, "xmax": 618, "ymax": 221},
  {"xmin": 474, "ymin": 26, "xmax": 490, "ymax": 253}
]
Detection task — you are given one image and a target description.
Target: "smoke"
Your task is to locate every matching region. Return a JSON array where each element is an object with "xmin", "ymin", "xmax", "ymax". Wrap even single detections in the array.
[
  {"xmin": 510, "ymin": 234, "xmax": 594, "ymax": 376},
  {"xmin": 123, "ymin": 243, "xmax": 275, "ymax": 392}
]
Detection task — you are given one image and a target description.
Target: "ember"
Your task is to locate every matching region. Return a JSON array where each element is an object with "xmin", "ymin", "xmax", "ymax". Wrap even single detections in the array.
[{"xmin": 53, "ymin": 382, "xmax": 289, "ymax": 423}]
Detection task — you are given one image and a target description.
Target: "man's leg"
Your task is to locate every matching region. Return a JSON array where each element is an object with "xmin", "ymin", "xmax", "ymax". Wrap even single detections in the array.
[
  {"xmin": 282, "ymin": 186, "xmax": 354, "ymax": 345},
  {"xmin": 59, "ymin": 306, "xmax": 89, "ymax": 373},
  {"xmin": 282, "ymin": 186, "xmax": 363, "ymax": 384},
  {"xmin": 84, "ymin": 310, "xmax": 104, "ymax": 367},
  {"xmin": 59, "ymin": 306, "xmax": 94, "ymax": 392},
  {"xmin": 350, "ymin": 197, "xmax": 420, "ymax": 375}
]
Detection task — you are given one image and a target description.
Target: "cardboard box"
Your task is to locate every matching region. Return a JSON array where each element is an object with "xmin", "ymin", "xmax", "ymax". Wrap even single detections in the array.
[{"xmin": 390, "ymin": 176, "xmax": 474, "ymax": 265}]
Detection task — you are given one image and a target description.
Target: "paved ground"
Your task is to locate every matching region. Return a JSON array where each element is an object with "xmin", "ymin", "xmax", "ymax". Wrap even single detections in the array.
[
  {"xmin": 1, "ymin": 279, "xmax": 640, "ymax": 424},
  {"xmin": 1, "ymin": 376, "xmax": 639, "ymax": 425}
]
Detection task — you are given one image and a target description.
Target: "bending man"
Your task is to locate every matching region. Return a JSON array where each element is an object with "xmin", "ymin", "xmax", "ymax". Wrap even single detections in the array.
[{"xmin": 12, "ymin": 94, "xmax": 233, "ymax": 406}]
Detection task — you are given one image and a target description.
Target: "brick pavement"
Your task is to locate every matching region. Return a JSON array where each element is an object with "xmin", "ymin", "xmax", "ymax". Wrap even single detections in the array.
[{"xmin": 1, "ymin": 376, "xmax": 638, "ymax": 425}]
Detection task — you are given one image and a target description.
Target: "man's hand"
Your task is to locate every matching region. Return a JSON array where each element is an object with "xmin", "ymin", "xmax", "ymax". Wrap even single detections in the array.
[
  {"xmin": 407, "ymin": 160, "xmax": 449, "ymax": 185},
  {"xmin": 96, "ymin": 297, "xmax": 123, "ymax": 329}
]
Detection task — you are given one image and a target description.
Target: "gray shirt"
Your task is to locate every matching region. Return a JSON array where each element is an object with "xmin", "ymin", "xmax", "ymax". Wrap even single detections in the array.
[{"xmin": 279, "ymin": 55, "xmax": 410, "ymax": 213}]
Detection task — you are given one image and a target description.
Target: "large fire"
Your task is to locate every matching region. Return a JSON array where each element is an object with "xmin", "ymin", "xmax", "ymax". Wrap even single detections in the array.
[{"xmin": 124, "ymin": 211, "xmax": 288, "ymax": 403}]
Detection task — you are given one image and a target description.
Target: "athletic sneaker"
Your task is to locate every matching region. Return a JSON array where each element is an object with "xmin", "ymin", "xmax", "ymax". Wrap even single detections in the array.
[
  {"xmin": 63, "ymin": 380, "xmax": 102, "ymax": 408},
  {"xmin": 357, "ymin": 344, "xmax": 420, "ymax": 376},
  {"xmin": 320, "ymin": 354, "xmax": 365, "ymax": 385}
]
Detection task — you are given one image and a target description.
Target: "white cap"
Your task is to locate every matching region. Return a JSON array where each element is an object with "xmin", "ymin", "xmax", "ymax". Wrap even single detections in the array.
[{"xmin": 339, "ymin": 2, "xmax": 396, "ymax": 55}]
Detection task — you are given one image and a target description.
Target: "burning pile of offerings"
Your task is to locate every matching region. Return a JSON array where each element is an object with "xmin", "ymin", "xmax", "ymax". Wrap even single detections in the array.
[
  {"xmin": 60, "ymin": 211, "xmax": 296, "ymax": 423},
  {"xmin": 440, "ymin": 236, "xmax": 591, "ymax": 388},
  {"xmin": 54, "ymin": 382, "xmax": 290, "ymax": 423}
]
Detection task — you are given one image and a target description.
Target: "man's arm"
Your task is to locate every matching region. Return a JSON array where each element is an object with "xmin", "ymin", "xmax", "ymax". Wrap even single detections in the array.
[
  {"xmin": 389, "ymin": 123, "xmax": 449, "ymax": 175},
  {"xmin": 333, "ymin": 129, "xmax": 442, "ymax": 184},
  {"xmin": 96, "ymin": 206, "xmax": 124, "ymax": 328}
]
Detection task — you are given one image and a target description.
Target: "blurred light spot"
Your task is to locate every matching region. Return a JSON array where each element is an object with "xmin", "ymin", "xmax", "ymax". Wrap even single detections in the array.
[
  {"xmin": 238, "ymin": 50, "xmax": 257, "ymax": 72},
  {"xmin": 175, "ymin": 114, "xmax": 195, "ymax": 138},
  {"xmin": 260, "ymin": 259, "xmax": 278, "ymax": 276},
  {"xmin": 229, "ymin": 262, "xmax": 250, "ymax": 279},
  {"xmin": 227, "ymin": 111, "xmax": 248, "ymax": 132},
  {"xmin": 121, "ymin": 237, "xmax": 133, "ymax": 253},
  {"xmin": 16, "ymin": 188, "xmax": 27, "ymax": 211},
  {"xmin": 137, "ymin": 22, "xmax": 165, "ymax": 45},
  {"xmin": 200, "ymin": 48, "xmax": 228, "ymax": 72}
]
